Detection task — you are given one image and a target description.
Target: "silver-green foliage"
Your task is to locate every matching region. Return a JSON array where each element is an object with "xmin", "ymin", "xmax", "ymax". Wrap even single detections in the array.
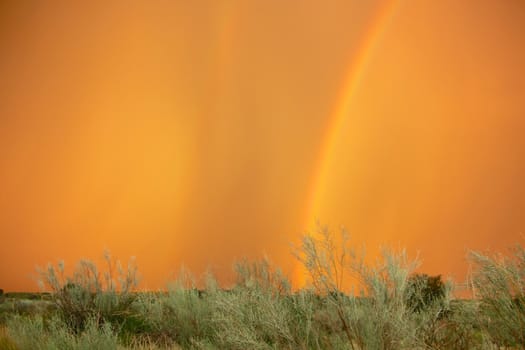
[
  {"xmin": 469, "ymin": 245, "xmax": 525, "ymax": 348},
  {"xmin": 37, "ymin": 251, "xmax": 139, "ymax": 333},
  {"xmin": 210, "ymin": 258, "xmax": 295, "ymax": 349},
  {"xmin": 133, "ymin": 271, "xmax": 215, "ymax": 347},
  {"xmin": 7, "ymin": 315, "xmax": 118, "ymax": 350},
  {"xmin": 295, "ymin": 225, "xmax": 454, "ymax": 349},
  {"xmin": 5, "ymin": 233, "xmax": 525, "ymax": 349}
]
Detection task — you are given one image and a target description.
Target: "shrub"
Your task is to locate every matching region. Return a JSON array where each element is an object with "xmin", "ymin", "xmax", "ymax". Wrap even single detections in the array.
[
  {"xmin": 233, "ymin": 257, "xmax": 291, "ymax": 296},
  {"xmin": 4, "ymin": 226, "xmax": 525, "ymax": 349},
  {"xmin": 469, "ymin": 245, "xmax": 525, "ymax": 348},
  {"xmin": 37, "ymin": 252, "xmax": 139, "ymax": 334},
  {"xmin": 405, "ymin": 273, "xmax": 447, "ymax": 313},
  {"xmin": 294, "ymin": 225, "xmax": 459, "ymax": 349},
  {"xmin": 6, "ymin": 314, "xmax": 119, "ymax": 350},
  {"xmin": 131, "ymin": 268, "xmax": 218, "ymax": 348},
  {"xmin": 211, "ymin": 259, "xmax": 294, "ymax": 349},
  {"xmin": 134, "ymin": 289, "xmax": 213, "ymax": 347}
]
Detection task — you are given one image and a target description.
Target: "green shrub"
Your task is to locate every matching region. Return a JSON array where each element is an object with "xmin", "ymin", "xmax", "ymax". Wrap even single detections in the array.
[
  {"xmin": 294, "ymin": 225, "xmax": 460, "ymax": 349},
  {"xmin": 37, "ymin": 252, "xmax": 139, "ymax": 334},
  {"xmin": 3, "ymin": 227, "xmax": 525, "ymax": 349},
  {"xmin": 469, "ymin": 246, "xmax": 525, "ymax": 348},
  {"xmin": 6, "ymin": 315, "xmax": 119, "ymax": 350},
  {"xmin": 134, "ymin": 289, "xmax": 213, "ymax": 347},
  {"xmin": 131, "ymin": 269, "xmax": 218, "ymax": 348},
  {"xmin": 211, "ymin": 262, "xmax": 294, "ymax": 350},
  {"xmin": 405, "ymin": 273, "xmax": 447, "ymax": 313}
]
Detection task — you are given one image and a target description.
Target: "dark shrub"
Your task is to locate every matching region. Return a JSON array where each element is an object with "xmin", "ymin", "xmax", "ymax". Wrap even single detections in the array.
[{"xmin": 406, "ymin": 274, "xmax": 447, "ymax": 313}]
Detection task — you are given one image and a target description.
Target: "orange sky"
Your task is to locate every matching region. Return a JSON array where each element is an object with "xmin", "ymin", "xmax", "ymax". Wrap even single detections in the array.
[{"xmin": 1, "ymin": 1, "xmax": 524, "ymax": 291}]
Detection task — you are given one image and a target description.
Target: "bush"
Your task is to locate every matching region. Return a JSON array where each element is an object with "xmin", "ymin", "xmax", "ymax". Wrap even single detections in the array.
[
  {"xmin": 37, "ymin": 252, "xmax": 139, "ymax": 334},
  {"xmin": 469, "ymin": 245, "xmax": 525, "ymax": 348},
  {"xmin": 405, "ymin": 273, "xmax": 447, "ymax": 313},
  {"xmin": 294, "ymin": 225, "xmax": 458, "ymax": 349},
  {"xmin": 210, "ymin": 259, "xmax": 295, "ymax": 349},
  {"xmin": 3, "ymin": 226, "xmax": 524, "ymax": 349},
  {"xmin": 6, "ymin": 314, "xmax": 119, "ymax": 350},
  {"xmin": 133, "ymin": 286, "xmax": 214, "ymax": 347}
]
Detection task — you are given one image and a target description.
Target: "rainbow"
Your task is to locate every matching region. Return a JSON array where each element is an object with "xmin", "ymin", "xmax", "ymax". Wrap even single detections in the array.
[
  {"xmin": 304, "ymin": 0, "xmax": 400, "ymax": 229},
  {"xmin": 295, "ymin": 0, "xmax": 400, "ymax": 288}
]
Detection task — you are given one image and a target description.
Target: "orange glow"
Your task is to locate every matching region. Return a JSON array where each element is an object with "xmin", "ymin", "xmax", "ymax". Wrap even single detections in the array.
[
  {"xmin": 305, "ymin": 0, "xmax": 399, "ymax": 224},
  {"xmin": 1, "ymin": 1, "xmax": 524, "ymax": 291},
  {"xmin": 295, "ymin": 0, "xmax": 399, "ymax": 286}
]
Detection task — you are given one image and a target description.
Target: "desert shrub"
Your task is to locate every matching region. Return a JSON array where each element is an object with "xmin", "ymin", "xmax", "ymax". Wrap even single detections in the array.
[
  {"xmin": 469, "ymin": 245, "xmax": 525, "ymax": 348},
  {"xmin": 402, "ymin": 274, "xmax": 481, "ymax": 349},
  {"xmin": 233, "ymin": 257, "xmax": 291, "ymax": 296},
  {"xmin": 420, "ymin": 298, "xmax": 490, "ymax": 350},
  {"xmin": 405, "ymin": 273, "xmax": 447, "ymax": 313},
  {"xmin": 12, "ymin": 300, "xmax": 41, "ymax": 316},
  {"xmin": 210, "ymin": 259, "xmax": 295, "ymax": 349},
  {"xmin": 5, "ymin": 227, "xmax": 525, "ymax": 349},
  {"xmin": 295, "ymin": 225, "xmax": 461, "ymax": 349},
  {"xmin": 282, "ymin": 290, "xmax": 326, "ymax": 348},
  {"xmin": 151, "ymin": 261, "xmax": 346, "ymax": 349},
  {"xmin": 123, "ymin": 336, "xmax": 179, "ymax": 350},
  {"xmin": 294, "ymin": 225, "xmax": 362, "ymax": 346},
  {"xmin": 37, "ymin": 252, "xmax": 139, "ymax": 334},
  {"xmin": 348, "ymin": 250, "xmax": 425, "ymax": 349},
  {"xmin": 132, "ymin": 269, "xmax": 216, "ymax": 347},
  {"xmin": 133, "ymin": 289, "xmax": 212, "ymax": 347},
  {"xmin": 6, "ymin": 314, "xmax": 119, "ymax": 350}
]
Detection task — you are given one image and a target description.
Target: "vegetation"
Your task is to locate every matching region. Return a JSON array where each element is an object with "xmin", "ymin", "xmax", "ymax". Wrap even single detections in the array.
[
  {"xmin": 469, "ymin": 246, "xmax": 525, "ymax": 348},
  {"xmin": 35, "ymin": 251, "xmax": 139, "ymax": 334},
  {"xmin": 0, "ymin": 227, "xmax": 524, "ymax": 349}
]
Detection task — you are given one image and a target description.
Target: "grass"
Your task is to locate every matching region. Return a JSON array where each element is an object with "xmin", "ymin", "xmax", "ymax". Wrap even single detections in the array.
[
  {"xmin": 0, "ymin": 326, "xmax": 18, "ymax": 350},
  {"xmin": 0, "ymin": 227, "xmax": 523, "ymax": 349}
]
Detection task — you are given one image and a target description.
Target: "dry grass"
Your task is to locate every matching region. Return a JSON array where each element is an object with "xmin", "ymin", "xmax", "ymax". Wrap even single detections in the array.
[{"xmin": 0, "ymin": 326, "xmax": 18, "ymax": 350}]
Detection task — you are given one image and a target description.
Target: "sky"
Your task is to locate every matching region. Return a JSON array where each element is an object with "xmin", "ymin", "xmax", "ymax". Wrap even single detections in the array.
[{"xmin": 0, "ymin": 0, "xmax": 524, "ymax": 291}]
